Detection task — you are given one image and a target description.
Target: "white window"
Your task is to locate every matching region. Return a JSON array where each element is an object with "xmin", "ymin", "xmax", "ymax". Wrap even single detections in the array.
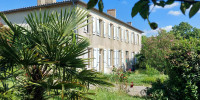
[
  {"xmin": 108, "ymin": 23, "xmax": 111, "ymax": 38},
  {"xmin": 131, "ymin": 32, "xmax": 134, "ymax": 43},
  {"xmin": 117, "ymin": 27, "xmax": 119, "ymax": 40},
  {"xmin": 117, "ymin": 50, "xmax": 119, "ymax": 67},
  {"xmin": 93, "ymin": 48, "xmax": 100, "ymax": 72},
  {"xmin": 121, "ymin": 29, "xmax": 123, "ymax": 41},
  {"xmin": 129, "ymin": 32, "xmax": 130, "ymax": 43},
  {"xmin": 125, "ymin": 30, "xmax": 127, "ymax": 41},
  {"xmin": 114, "ymin": 26, "xmax": 116, "ymax": 40},
  {"xmin": 92, "ymin": 17, "xmax": 96, "ymax": 34},
  {"xmin": 135, "ymin": 33, "xmax": 137, "ymax": 44},
  {"xmin": 121, "ymin": 50, "xmax": 124, "ymax": 66},
  {"xmin": 103, "ymin": 21, "xmax": 106, "ymax": 37},
  {"xmin": 131, "ymin": 52, "xmax": 134, "ymax": 65},
  {"xmin": 104, "ymin": 49, "xmax": 107, "ymax": 68},
  {"xmin": 115, "ymin": 50, "xmax": 116, "ymax": 67},
  {"xmin": 96, "ymin": 18, "xmax": 100, "ymax": 36},
  {"xmin": 93, "ymin": 48, "xmax": 97, "ymax": 69},
  {"xmin": 108, "ymin": 49, "xmax": 111, "ymax": 67},
  {"xmin": 97, "ymin": 48, "xmax": 100, "ymax": 72},
  {"xmin": 84, "ymin": 16, "xmax": 87, "ymax": 33}
]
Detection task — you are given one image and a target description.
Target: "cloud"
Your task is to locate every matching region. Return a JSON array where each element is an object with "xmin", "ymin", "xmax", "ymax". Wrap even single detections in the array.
[
  {"xmin": 150, "ymin": 2, "xmax": 180, "ymax": 12},
  {"xmin": 168, "ymin": 10, "xmax": 181, "ymax": 16},
  {"xmin": 143, "ymin": 25, "xmax": 173, "ymax": 37},
  {"xmin": 121, "ymin": 0, "xmax": 128, "ymax": 5}
]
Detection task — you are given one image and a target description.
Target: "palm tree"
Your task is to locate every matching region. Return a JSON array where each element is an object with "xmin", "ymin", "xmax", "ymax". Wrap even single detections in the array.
[{"xmin": 0, "ymin": 7, "xmax": 112, "ymax": 100}]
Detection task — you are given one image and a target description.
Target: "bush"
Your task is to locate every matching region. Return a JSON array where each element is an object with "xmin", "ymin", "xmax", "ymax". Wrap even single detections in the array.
[
  {"xmin": 145, "ymin": 64, "xmax": 160, "ymax": 76},
  {"xmin": 148, "ymin": 39, "xmax": 200, "ymax": 100}
]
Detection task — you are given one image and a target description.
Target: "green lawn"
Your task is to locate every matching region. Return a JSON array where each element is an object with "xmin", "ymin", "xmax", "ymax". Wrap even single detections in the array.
[
  {"xmin": 88, "ymin": 88, "xmax": 145, "ymax": 100},
  {"xmin": 128, "ymin": 70, "xmax": 168, "ymax": 86}
]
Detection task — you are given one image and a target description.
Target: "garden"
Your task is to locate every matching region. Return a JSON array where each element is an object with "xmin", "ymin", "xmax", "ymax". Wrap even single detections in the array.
[{"xmin": 0, "ymin": 6, "xmax": 200, "ymax": 100}]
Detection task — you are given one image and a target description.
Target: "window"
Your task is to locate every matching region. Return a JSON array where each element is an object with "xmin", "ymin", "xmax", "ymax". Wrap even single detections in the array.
[
  {"xmin": 131, "ymin": 52, "xmax": 134, "ymax": 65},
  {"xmin": 135, "ymin": 33, "xmax": 137, "ymax": 45},
  {"xmin": 121, "ymin": 50, "xmax": 124, "ymax": 66},
  {"xmin": 104, "ymin": 49, "xmax": 107, "ymax": 67},
  {"xmin": 96, "ymin": 18, "xmax": 100, "ymax": 36},
  {"xmin": 108, "ymin": 23, "xmax": 111, "ymax": 38},
  {"xmin": 84, "ymin": 15, "xmax": 90, "ymax": 33},
  {"xmin": 108, "ymin": 49, "xmax": 111, "ymax": 67},
  {"xmin": 103, "ymin": 21, "xmax": 106, "ymax": 37},
  {"xmin": 121, "ymin": 29, "xmax": 123, "ymax": 41},
  {"xmin": 125, "ymin": 30, "xmax": 127, "ymax": 41},
  {"xmin": 113, "ymin": 25, "xmax": 116, "ymax": 40},
  {"xmin": 117, "ymin": 27, "xmax": 119, "ymax": 40},
  {"xmin": 93, "ymin": 48, "xmax": 100, "ymax": 72},
  {"xmin": 131, "ymin": 32, "xmax": 134, "ymax": 43},
  {"xmin": 92, "ymin": 17, "xmax": 96, "ymax": 34}
]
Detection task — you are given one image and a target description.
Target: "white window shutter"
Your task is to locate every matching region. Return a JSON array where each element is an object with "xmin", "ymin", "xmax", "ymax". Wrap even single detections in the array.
[
  {"xmin": 104, "ymin": 49, "xmax": 107, "ymax": 68},
  {"xmin": 121, "ymin": 29, "xmax": 123, "ymax": 41},
  {"xmin": 114, "ymin": 26, "xmax": 116, "ymax": 40},
  {"xmin": 93, "ymin": 17, "xmax": 96, "ymax": 34},
  {"xmin": 114, "ymin": 50, "xmax": 116, "ymax": 66},
  {"xmin": 135, "ymin": 33, "xmax": 137, "ymax": 44},
  {"xmin": 108, "ymin": 23, "xmax": 111, "ymax": 38},
  {"xmin": 96, "ymin": 18, "xmax": 100, "ymax": 36},
  {"xmin": 97, "ymin": 48, "xmax": 100, "ymax": 72},
  {"xmin": 131, "ymin": 52, "xmax": 134, "ymax": 65},
  {"xmin": 121, "ymin": 50, "xmax": 124, "ymax": 66},
  {"xmin": 103, "ymin": 21, "xmax": 106, "ymax": 37},
  {"xmin": 93, "ymin": 48, "xmax": 97, "ymax": 69},
  {"xmin": 108, "ymin": 49, "xmax": 111, "ymax": 67},
  {"xmin": 117, "ymin": 27, "xmax": 119, "ymax": 40},
  {"xmin": 125, "ymin": 30, "xmax": 127, "ymax": 41},
  {"xmin": 128, "ymin": 31, "xmax": 130, "ymax": 43},
  {"xmin": 117, "ymin": 51, "xmax": 119, "ymax": 67}
]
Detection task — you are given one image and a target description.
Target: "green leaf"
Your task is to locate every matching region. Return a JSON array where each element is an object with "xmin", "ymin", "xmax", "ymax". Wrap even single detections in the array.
[
  {"xmin": 166, "ymin": 0, "xmax": 174, "ymax": 5},
  {"xmin": 180, "ymin": 3, "xmax": 186, "ymax": 15},
  {"xmin": 131, "ymin": 0, "xmax": 149, "ymax": 18},
  {"xmin": 98, "ymin": 0, "xmax": 104, "ymax": 12},
  {"xmin": 139, "ymin": 3, "xmax": 149, "ymax": 19},
  {"xmin": 189, "ymin": 2, "xmax": 200, "ymax": 18},
  {"xmin": 87, "ymin": 0, "xmax": 98, "ymax": 9}
]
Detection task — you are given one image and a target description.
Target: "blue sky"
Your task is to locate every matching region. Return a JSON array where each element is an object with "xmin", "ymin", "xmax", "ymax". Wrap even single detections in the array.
[{"xmin": 0, "ymin": 0, "xmax": 200, "ymax": 36}]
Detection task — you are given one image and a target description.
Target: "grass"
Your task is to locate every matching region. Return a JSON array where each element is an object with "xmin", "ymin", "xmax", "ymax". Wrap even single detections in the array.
[
  {"xmin": 87, "ymin": 87, "xmax": 145, "ymax": 100},
  {"xmin": 128, "ymin": 69, "xmax": 168, "ymax": 86}
]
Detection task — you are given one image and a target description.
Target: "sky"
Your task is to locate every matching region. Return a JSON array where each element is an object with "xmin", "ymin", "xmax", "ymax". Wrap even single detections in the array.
[{"xmin": 0, "ymin": 0, "xmax": 200, "ymax": 37}]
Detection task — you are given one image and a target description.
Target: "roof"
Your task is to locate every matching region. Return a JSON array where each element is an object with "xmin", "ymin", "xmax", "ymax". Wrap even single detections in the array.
[{"xmin": 1, "ymin": 1, "xmax": 143, "ymax": 33}]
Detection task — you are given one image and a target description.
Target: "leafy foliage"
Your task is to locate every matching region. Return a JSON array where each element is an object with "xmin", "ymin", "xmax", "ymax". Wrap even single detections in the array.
[
  {"xmin": 148, "ymin": 38, "xmax": 200, "ymax": 100},
  {"xmin": 0, "ymin": 7, "xmax": 112, "ymax": 100},
  {"xmin": 139, "ymin": 30, "xmax": 176, "ymax": 72},
  {"xmin": 87, "ymin": 0, "xmax": 200, "ymax": 30}
]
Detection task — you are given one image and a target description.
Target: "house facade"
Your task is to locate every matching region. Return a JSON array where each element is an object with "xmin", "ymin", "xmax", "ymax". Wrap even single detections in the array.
[{"xmin": 0, "ymin": 0, "xmax": 143, "ymax": 74}]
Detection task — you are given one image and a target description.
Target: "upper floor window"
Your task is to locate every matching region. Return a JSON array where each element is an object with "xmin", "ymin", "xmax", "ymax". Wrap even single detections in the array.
[
  {"xmin": 121, "ymin": 28, "xmax": 124, "ymax": 42},
  {"xmin": 108, "ymin": 23, "xmax": 111, "ymax": 39}
]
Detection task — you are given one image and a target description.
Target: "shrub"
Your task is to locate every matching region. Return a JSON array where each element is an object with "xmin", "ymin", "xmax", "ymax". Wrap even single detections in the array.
[
  {"xmin": 148, "ymin": 39, "xmax": 200, "ymax": 100},
  {"xmin": 145, "ymin": 64, "xmax": 160, "ymax": 76}
]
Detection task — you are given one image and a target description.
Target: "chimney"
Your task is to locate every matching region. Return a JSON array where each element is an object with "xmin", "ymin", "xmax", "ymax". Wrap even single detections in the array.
[
  {"xmin": 37, "ymin": 0, "xmax": 56, "ymax": 5},
  {"xmin": 107, "ymin": 9, "xmax": 116, "ymax": 18},
  {"xmin": 127, "ymin": 22, "xmax": 132, "ymax": 26}
]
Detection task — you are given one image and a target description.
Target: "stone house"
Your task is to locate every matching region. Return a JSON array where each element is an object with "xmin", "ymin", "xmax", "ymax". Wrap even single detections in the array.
[{"xmin": 0, "ymin": 0, "xmax": 143, "ymax": 73}]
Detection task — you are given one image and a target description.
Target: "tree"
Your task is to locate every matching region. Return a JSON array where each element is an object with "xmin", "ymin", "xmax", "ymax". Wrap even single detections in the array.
[
  {"xmin": 87, "ymin": 0, "xmax": 200, "ymax": 30},
  {"xmin": 140, "ymin": 29, "xmax": 176, "ymax": 71},
  {"xmin": 0, "ymin": 7, "xmax": 112, "ymax": 100},
  {"xmin": 169, "ymin": 22, "xmax": 200, "ymax": 39}
]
